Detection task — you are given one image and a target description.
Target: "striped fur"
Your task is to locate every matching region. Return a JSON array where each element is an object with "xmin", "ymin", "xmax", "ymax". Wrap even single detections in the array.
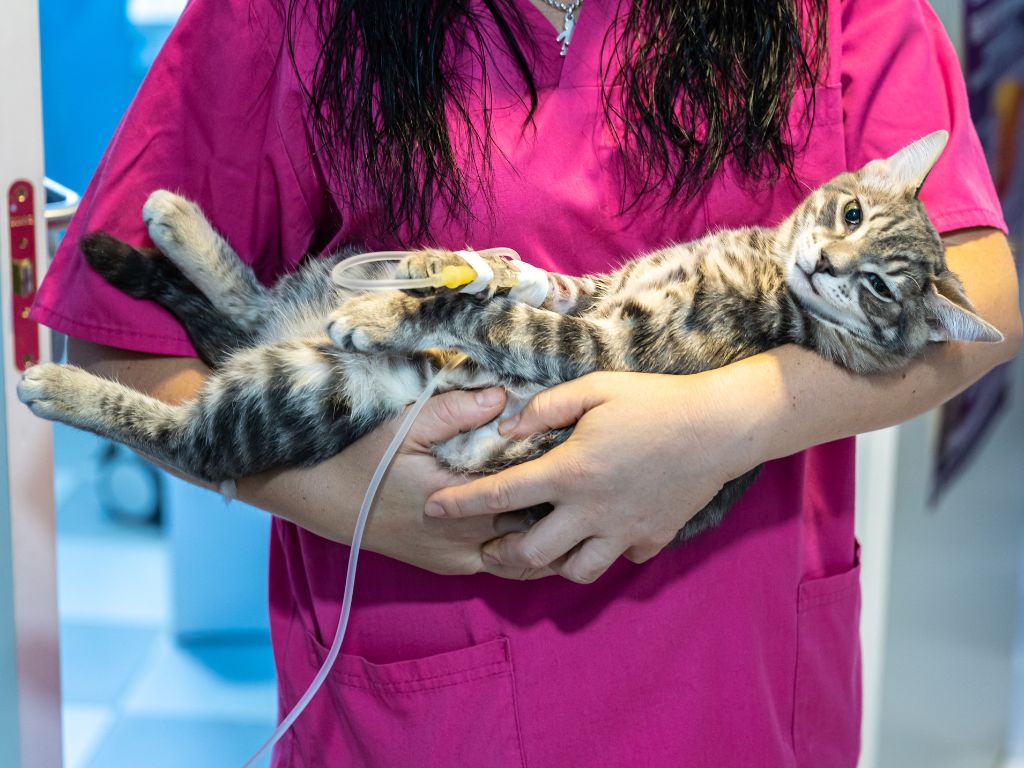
[{"xmin": 18, "ymin": 134, "xmax": 1000, "ymax": 541}]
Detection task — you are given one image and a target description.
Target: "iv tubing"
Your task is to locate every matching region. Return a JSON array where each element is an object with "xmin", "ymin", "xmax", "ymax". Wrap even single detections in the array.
[{"xmin": 242, "ymin": 354, "xmax": 466, "ymax": 767}]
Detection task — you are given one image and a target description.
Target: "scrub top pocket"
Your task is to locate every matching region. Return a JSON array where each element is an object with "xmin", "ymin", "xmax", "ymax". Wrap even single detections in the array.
[
  {"xmin": 792, "ymin": 555, "xmax": 862, "ymax": 768},
  {"xmin": 274, "ymin": 630, "xmax": 527, "ymax": 768}
]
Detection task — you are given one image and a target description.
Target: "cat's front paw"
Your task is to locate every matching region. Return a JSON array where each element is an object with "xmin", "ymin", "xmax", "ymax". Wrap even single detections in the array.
[
  {"xmin": 395, "ymin": 249, "xmax": 465, "ymax": 286},
  {"xmin": 327, "ymin": 293, "xmax": 420, "ymax": 353},
  {"xmin": 142, "ymin": 190, "xmax": 206, "ymax": 252},
  {"xmin": 396, "ymin": 249, "xmax": 517, "ymax": 296},
  {"xmin": 17, "ymin": 363, "xmax": 92, "ymax": 423}
]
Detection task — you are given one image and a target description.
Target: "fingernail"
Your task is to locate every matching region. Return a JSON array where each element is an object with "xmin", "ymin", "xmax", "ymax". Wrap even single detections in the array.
[
  {"xmin": 475, "ymin": 388, "xmax": 503, "ymax": 407},
  {"xmin": 498, "ymin": 416, "xmax": 519, "ymax": 435},
  {"xmin": 425, "ymin": 502, "xmax": 446, "ymax": 518}
]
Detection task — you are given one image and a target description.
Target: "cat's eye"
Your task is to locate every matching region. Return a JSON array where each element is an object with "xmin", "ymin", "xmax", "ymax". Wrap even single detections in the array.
[
  {"xmin": 863, "ymin": 272, "xmax": 893, "ymax": 301},
  {"xmin": 843, "ymin": 200, "xmax": 863, "ymax": 231}
]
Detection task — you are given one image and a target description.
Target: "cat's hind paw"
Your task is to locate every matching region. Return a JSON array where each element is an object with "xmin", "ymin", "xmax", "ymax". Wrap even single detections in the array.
[
  {"xmin": 326, "ymin": 293, "xmax": 419, "ymax": 353},
  {"xmin": 142, "ymin": 190, "xmax": 209, "ymax": 254}
]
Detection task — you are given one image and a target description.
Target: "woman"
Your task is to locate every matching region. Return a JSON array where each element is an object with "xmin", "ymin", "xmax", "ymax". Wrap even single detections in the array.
[{"xmin": 33, "ymin": 0, "xmax": 1021, "ymax": 764}]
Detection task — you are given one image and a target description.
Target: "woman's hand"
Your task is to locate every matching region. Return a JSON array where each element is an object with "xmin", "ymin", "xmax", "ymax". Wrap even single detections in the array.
[
  {"xmin": 346, "ymin": 387, "xmax": 557, "ymax": 578},
  {"xmin": 424, "ymin": 371, "xmax": 762, "ymax": 583},
  {"xmin": 240, "ymin": 386, "xmax": 556, "ymax": 580}
]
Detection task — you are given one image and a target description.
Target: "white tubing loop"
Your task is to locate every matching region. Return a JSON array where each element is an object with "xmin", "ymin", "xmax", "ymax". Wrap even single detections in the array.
[
  {"xmin": 331, "ymin": 251, "xmax": 436, "ymax": 291},
  {"xmin": 241, "ymin": 355, "xmax": 466, "ymax": 767}
]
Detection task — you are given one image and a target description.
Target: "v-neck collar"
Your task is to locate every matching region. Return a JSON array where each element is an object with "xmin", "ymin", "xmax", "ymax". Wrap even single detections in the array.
[{"xmin": 513, "ymin": 0, "xmax": 607, "ymax": 88}]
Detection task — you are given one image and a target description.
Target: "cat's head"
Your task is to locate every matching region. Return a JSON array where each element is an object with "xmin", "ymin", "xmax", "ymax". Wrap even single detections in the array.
[{"xmin": 781, "ymin": 130, "xmax": 1002, "ymax": 373}]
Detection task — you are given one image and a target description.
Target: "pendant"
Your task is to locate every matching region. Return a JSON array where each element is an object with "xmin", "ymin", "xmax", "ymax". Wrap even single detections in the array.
[{"xmin": 556, "ymin": 7, "xmax": 576, "ymax": 56}]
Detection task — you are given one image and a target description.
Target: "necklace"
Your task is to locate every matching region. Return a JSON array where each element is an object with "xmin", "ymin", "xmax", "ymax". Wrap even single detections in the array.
[{"xmin": 536, "ymin": 0, "xmax": 583, "ymax": 56}]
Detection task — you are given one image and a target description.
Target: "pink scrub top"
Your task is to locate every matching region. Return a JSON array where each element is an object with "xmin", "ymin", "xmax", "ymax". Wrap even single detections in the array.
[{"xmin": 34, "ymin": 0, "xmax": 1005, "ymax": 765}]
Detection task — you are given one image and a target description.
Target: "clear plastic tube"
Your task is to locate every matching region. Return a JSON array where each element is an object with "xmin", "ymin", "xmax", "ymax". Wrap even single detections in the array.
[
  {"xmin": 331, "ymin": 248, "xmax": 522, "ymax": 292},
  {"xmin": 242, "ymin": 354, "xmax": 466, "ymax": 767}
]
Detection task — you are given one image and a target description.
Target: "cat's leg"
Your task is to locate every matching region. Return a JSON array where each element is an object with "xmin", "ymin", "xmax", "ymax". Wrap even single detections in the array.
[
  {"xmin": 17, "ymin": 361, "xmax": 324, "ymax": 483},
  {"xmin": 142, "ymin": 190, "xmax": 272, "ymax": 330},
  {"xmin": 19, "ymin": 337, "xmax": 425, "ymax": 482},
  {"xmin": 539, "ymin": 273, "xmax": 610, "ymax": 315},
  {"xmin": 396, "ymin": 250, "xmax": 610, "ymax": 315},
  {"xmin": 81, "ymin": 233, "xmax": 254, "ymax": 367},
  {"xmin": 329, "ymin": 292, "xmax": 628, "ymax": 387},
  {"xmin": 18, "ymin": 362, "xmax": 205, "ymax": 472},
  {"xmin": 395, "ymin": 249, "xmax": 519, "ymax": 298}
]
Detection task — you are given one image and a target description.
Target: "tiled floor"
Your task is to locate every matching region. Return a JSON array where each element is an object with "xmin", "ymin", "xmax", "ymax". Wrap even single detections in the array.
[{"xmin": 55, "ymin": 425, "xmax": 277, "ymax": 768}]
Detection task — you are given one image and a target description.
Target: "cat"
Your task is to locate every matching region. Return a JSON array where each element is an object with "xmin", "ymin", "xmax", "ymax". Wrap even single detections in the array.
[{"xmin": 17, "ymin": 130, "xmax": 1002, "ymax": 542}]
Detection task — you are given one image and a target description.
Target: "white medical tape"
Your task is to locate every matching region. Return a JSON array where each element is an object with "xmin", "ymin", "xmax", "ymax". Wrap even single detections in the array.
[
  {"xmin": 456, "ymin": 250, "xmax": 494, "ymax": 294},
  {"xmin": 508, "ymin": 260, "xmax": 550, "ymax": 307}
]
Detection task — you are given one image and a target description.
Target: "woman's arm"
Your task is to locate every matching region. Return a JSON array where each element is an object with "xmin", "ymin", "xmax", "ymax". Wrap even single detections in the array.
[
  {"xmin": 65, "ymin": 337, "xmax": 551, "ymax": 579},
  {"xmin": 424, "ymin": 228, "xmax": 1023, "ymax": 583}
]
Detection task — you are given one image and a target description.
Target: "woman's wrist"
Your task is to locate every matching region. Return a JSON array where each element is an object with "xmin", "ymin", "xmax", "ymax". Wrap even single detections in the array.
[{"xmin": 676, "ymin": 366, "xmax": 780, "ymax": 477}]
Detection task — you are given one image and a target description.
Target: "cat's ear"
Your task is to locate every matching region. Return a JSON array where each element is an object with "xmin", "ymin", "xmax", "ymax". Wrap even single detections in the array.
[
  {"xmin": 882, "ymin": 130, "xmax": 949, "ymax": 196},
  {"xmin": 924, "ymin": 271, "xmax": 1003, "ymax": 343}
]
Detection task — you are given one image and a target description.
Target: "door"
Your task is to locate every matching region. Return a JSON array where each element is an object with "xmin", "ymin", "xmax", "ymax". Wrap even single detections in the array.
[{"xmin": 0, "ymin": 1, "xmax": 62, "ymax": 766}]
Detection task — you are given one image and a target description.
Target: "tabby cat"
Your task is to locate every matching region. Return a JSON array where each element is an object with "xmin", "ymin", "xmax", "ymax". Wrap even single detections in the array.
[{"xmin": 18, "ymin": 131, "xmax": 1002, "ymax": 541}]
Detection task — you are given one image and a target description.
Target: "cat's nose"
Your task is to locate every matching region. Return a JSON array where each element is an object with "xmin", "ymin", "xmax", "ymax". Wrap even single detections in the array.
[{"xmin": 814, "ymin": 252, "xmax": 836, "ymax": 277}]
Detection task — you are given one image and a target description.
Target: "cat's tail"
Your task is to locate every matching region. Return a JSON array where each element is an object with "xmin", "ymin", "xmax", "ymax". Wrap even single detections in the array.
[{"xmin": 81, "ymin": 232, "xmax": 254, "ymax": 368}]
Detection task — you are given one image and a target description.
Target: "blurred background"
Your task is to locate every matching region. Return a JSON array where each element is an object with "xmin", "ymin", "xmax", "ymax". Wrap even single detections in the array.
[
  {"xmin": 38, "ymin": 2, "xmax": 276, "ymax": 766},
  {"xmin": 0, "ymin": 0, "xmax": 1021, "ymax": 766}
]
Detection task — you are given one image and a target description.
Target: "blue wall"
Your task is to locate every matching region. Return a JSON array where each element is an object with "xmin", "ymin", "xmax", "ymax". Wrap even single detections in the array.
[{"xmin": 39, "ymin": 0, "xmax": 168, "ymax": 193}]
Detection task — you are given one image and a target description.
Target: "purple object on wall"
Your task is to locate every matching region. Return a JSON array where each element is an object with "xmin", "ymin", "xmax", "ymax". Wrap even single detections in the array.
[{"xmin": 932, "ymin": 0, "xmax": 1024, "ymax": 501}]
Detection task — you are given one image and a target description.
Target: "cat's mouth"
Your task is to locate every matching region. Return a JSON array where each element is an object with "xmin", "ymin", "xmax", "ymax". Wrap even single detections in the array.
[
  {"xmin": 798, "ymin": 267, "xmax": 821, "ymax": 296},
  {"xmin": 791, "ymin": 266, "xmax": 850, "ymax": 327}
]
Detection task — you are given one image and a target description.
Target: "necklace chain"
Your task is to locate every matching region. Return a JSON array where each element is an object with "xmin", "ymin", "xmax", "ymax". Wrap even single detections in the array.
[
  {"xmin": 535, "ymin": 0, "xmax": 583, "ymax": 56},
  {"xmin": 536, "ymin": 0, "xmax": 581, "ymax": 13}
]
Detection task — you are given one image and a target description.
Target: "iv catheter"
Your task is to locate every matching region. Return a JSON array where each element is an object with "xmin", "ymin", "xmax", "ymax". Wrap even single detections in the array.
[{"xmin": 244, "ymin": 247, "xmax": 550, "ymax": 764}]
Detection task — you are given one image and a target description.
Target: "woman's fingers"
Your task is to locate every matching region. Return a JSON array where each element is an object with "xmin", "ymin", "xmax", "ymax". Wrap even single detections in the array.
[
  {"xmin": 406, "ymin": 387, "xmax": 507, "ymax": 450},
  {"xmin": 556, "ymin": 537, "xmax": 627, "ymax": 584},
  {"xmin": 498, "ymin": 375, "xmax": 609, "ymax": 438},
  {"xmin": 481, "ymin": 524, "xmax": 626, "ymax": 584},
  {"xmin": 426, "ymin": 457, "xmax": 561, "ymax": 518},
  {"xmin": 480, "ymin": 510, "xmax": 588, "ymax": 571},
  {"xmin": 480, "ymin": 561, "xmax": 558, "ymax": 580},
  {"xmin": 491, "ymin": 511, "xmax": 536, "ymax": 536},
  {"xmin": 623, "ymin": 535, "xmax": 676, "ymax": 564}
]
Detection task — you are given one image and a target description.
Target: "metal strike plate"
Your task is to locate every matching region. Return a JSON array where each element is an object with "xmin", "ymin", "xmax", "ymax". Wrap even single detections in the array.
[
  {"xmin": 12, "ymin": 258, "xmax": 33, "ymax": 296},
  {"xmin": 8, "ymin": 180, "xmax": 39, "ymax": 370}
]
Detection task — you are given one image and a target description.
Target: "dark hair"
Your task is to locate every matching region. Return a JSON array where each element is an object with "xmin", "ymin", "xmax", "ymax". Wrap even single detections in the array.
[{"xmin": 289, "ymin": 0, "xmax": 826, "ymax": 240}]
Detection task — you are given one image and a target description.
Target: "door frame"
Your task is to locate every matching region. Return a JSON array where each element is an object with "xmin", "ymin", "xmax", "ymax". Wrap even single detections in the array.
[{"xmin": 0, "ymin": 1, "xmax": 61, "ymax": 766}]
